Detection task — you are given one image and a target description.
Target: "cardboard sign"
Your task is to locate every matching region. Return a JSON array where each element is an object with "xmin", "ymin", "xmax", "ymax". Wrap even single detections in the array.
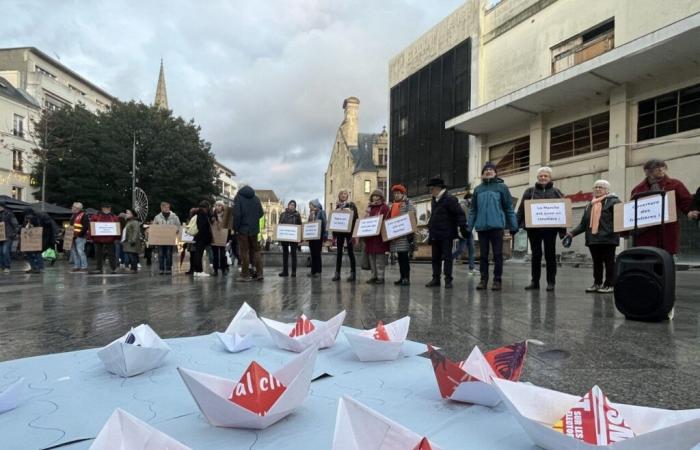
[
  {"xmin": 20, "ymin": 227, "xmax": 43, "ymax": 252},
  {"xmin": 302, "ymin": 221, "xmax": 322, "ymax": 241},
  {"xmin": 0, "ymin": 222, "xmax": 5, "ymax": 241},
  {"xmin": 147, "ymin": 224, "xmax": 178, "ymax": 246},
  {"xmin": 275, "ymin": 224, "xmax": 301, "ymax": 243},
  {"xmin": 552, "ymin": 386, "xmax": 635, "ymax": 445},
  {"xmin": 353, "ymin": 215, "xmax": 383, "ymax": 238},
  {"xmin": 90, "ymin": 222, "xmax": 121, "ymax": 236},
  {"xmin": 373, "ymin": 321, "xmax": 390, "ymax": 341},
  {"xmin": 63, "ymin": 226, "xmax": 74, "ymax": 251},
  {"xmin": 381, "ymin": 212, "xmax": 417, "ymax": 242},
  {"xmin": 328, "ymin": 209, "xmax": 353, "ymax": 233},
  {"xmin": 614, "ymin": 190, "xmax": 677, "ymax": 232},
  {"xmin": 179, "ymin": 227, "xmax": 195, "ymax": 243},
  {"xmin": 289, "ymin": 315, "xmax": 315, "ymax": 338},
  {"xmin": 211, "ymin": 225, "xmax": 229, "ymax": 247},
  {"xmin": 229, "ymin": 361, "xmax": 287, "ymax": 417},
  {"xmin": 524, "ymin": 199, "xmax": 572, "ymax": 228}
]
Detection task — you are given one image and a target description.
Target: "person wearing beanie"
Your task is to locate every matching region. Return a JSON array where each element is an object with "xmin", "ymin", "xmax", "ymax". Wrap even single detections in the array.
[
  {"xmin": 388, "ymin": 184, "xmax": 416, "ymax": 285},
  {"xmin": 332, "ymin": 189, "xmax": 359, "ymax": 282},
  {"xmin": 233, "ymin": 186, "xmax": 265, "ymax": 281},
  {"xmin": 364, "ymin": 189, "xmax": 390, "ymax": 284},
  {"xmin": 307, "ymin": 199, "xmax": 327, "ymax": 278},
  {"xmin": 278, "ymin": 200, "xmax": 302, "ymax": 277},
  {"xmin": 425, "ymin": 176, "xmax": 468, "ymax": 289},
  {"xmin": 468, "ymin": 162, "xmax": 518, "ymax": 291}
]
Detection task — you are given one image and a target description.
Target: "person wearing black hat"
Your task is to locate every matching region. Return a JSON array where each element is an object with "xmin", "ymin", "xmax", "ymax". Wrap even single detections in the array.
[
  {"xmin": 0, "ymin": 199, "xmax": 19, "ymax": 273},
  {"xmin": 468, "ymin": 162, "xmax": 518, "ymax": 291},
  {"xmin": 425, "ymin": 176, "xmax": 468, "ymax": 289},
  {"xmin": 90, "ymin": 203, "xmax": 120, "ymax": 274}
]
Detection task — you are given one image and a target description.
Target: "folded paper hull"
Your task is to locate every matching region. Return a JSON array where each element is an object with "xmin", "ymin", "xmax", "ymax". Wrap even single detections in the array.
[
  {"xmin": 450, "ymin": 380, "xmax": 500, "ymax": 407},
  {"xmin": 262, "ymin": 311, "xmax": 346, "ymax": 353},
  {"xmin": 224, "ymin": 302, "xmax": 269, "ymax": 337},
  {"xmin": 177, "ymin": 346, "xmax": 318, "ymax": 430},
  {"xmin": 97, "ymin": 325, "xmax": 170, "ymax": 377},
  {"xmin": 492, "ymin": 378, "xmax": 700, "ymax": 450},
  {"xmin": 0, "ymin": 378, "xmax": 23, "ymax": 415},
  {"xmin": 215, "ymin": 332, "xmax": 254, "ymax": 353},
  {"xmin": 344, "ymin": 333, "xmax": 403, "ymax": 362},
  {"xmin": 90, "ymin": 408, "xmax": 191, "ymax": 450}
]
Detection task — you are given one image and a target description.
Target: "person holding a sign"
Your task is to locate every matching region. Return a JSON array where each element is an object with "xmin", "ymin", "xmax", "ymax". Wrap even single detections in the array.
[
  {"xmin": 278, "ymin": 200, "xmax": 302, "ymax": 277},
  {"xmin": 516, "ymin": 167, "xmax": 566, "ymax": 292},
  {"xmin": 307, "ymin": 199, "xmax": 328, "ymax": 278},
  {"xmin": 388, "ymin": 184, "xmax": 415, "ymax": 286},
  {"xmin": 90, "ymin": 203, "xmax": 121, "ymax": 274},
  {"xmin": 0, "ymin": 199, "xmax": 19, "ymax": 273},
  {"xmin": 122, "ymin": 209, "xmax": 142, "ymax": 273},
  {"xmin": 630, "ymin": 159, "xmax": 694, "ymax": 255},
  {"xmin": 191, "ymin": 201, "xmax": 213, "ymax": 277},
  {"xmin": 364, "ymin": 190, "xmax": 390, "ymax": 284},
  {"xmin": 69, "ymin": 202, "xmax": 90, "ymax": 273},
  {"xmin": 210, "ymin": 201, "xmax": 231, "ymax": 276},
  {"xmin": 21, "ymin": 208, "xmax": 44, "ymax": 274},
  {"xmin": 331, "ymin": 190, "xmax": 359, "ymax": 282},
  {"xmin": 468, "ymin": 162, "xmax": 518, "ymax": 291},
  {"xmin": 153, "ymin": 202, "xmax": 181, "ymax": 275},
  {"xmin": 566, "ymin": 180, "xmax": 621, "ymax": 293}
]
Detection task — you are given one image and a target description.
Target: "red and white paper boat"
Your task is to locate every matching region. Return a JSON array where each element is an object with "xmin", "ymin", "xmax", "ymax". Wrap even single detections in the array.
[
  {"xmin": 427, "ymin": 340, "xmax": 536, "ymax": 407},
  {"xmin": 331, "ymin": 396, "xmax": 443, "ymax": 450},
  {"xmin": 261, "ymin": 310, "xmax": 346, "ymax": 353},
  {"xmin": 493, "ymin": 378, "xmax": 700, "ymax": 450},
  {"xmin": 224, "ymin": 302, "xmax": 268, "ymax": 337},
  {"xmin": 90, "ymin": 408, "xmax": 190, "ymax": 450},
  {"xmin": 0, "ymin": 378, "xmax": 23, "ymax": 415},
  {"xmin": 177, "ymin": 346, "xmax": 318, "ymax": 429},
  {"xmin": 97, "ymin": 324, "xmax": 170, "ymax": 377},
  {"xmin": 344, "ymin": 316, "xmax": 410, "ymax": 362}
]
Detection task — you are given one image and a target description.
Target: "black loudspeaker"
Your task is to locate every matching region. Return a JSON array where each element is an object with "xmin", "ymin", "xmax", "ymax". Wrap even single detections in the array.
[{"xmin": 614, "ymin": 246, "xmax": 675, "ymax": 321}]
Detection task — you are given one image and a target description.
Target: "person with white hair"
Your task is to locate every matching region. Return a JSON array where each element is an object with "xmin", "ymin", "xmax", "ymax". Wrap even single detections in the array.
[
  {"xmin": 516, "ymin": 166, "xmax": 565, "ymax": 291},
  {"xmin": 566, "ymin": 180, "xmax": 621, "ymax": 294},
  {"xmin": 68, "ymin": 201, "xmax": 90, "ymax": 272}
]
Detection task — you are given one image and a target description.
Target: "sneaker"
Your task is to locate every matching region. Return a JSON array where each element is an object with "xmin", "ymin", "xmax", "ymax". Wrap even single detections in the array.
[
  {"xmin": 279, "ymin": 272, "xmax": 289, "ymax": 277},
  {"xmin": 394, "ymin": 279, "xmax": 404, "ymax": 286},
  {"xmin": 238, "ymin": 276, "xmax": 254, "ymax": 282},
  {"xmin": 585, "ymin": 284, "xmax": 601, "ymax": 293},
  {"xmin": 425, "ymin": 278, "xmax": 440, "ymax": 287},
  {"xmin": 332, "ymin": 273, "xmax": 340, "ymax": 281},
  {"xmin": 491, "ymin": 280, "xmax": 502, "ymax": 291},
  {"xmin": 546, "ymin": 284, "xmax": 555, "ymax": 292},
  {"xmin": 444, "ymin": 280, "xmax": 453, "ymax": 289},
  {"xmin": 476, "ymin": 280, "xmax": 487, "ymax": 290},
  {"xmin": 597, "ymin": 285, "xmax": 613, "ymax": 293},
  {"xmin": 346, "ymin": 272, "xmax": 356, "ymax": 282},
  {"xmin": 469, "ymin": 268, "xmax": 480, "ymax": 275},
  {"xmin": 3, "ymin": 268, "xmax": 10, "ymax": 274},
  {"xmin": 524, "ymin": 283, "xmax": 540, "ymax": 290},
  {"xmin": 199, "ymin": 272, "xmax": 210, "ymax": 278},
  {"xmin": 400, "ymin": 278, "xmax": 410, "ymax": 286}
]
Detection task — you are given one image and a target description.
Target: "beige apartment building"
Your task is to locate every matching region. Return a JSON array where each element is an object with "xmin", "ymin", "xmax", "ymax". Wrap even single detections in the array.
[
  {"xmin": 214, "ymin": 160, "xmax": 238, "ymax": 205},
  {"xmin": 390, "ymin": 0, "xmax": 700, "ymax": 260},
  {"xmin": 324, "ymin": 97, "xmax": 389, "ymax": 216}
]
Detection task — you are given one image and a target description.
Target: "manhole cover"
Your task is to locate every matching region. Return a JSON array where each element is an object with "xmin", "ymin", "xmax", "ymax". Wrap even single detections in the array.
[{"xmin": 538, "ymin": 349, "xmax": 571, "ymax": 360}]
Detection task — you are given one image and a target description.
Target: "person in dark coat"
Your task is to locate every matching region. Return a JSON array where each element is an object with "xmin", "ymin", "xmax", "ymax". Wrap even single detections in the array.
[
  {"xmin": 21, "ymin": 208, "xmax": 44, "ymax": 273},
  {"xmin": 233, "ymin": 185, "xmax": 264, "ymax": 281},
  {"xmin": 567, "ymin": 180, "xmax": 621, "ymax": 294},
  {"xmin": 278, "ymin": 200, "xmax": 302, "ymax": 277},
  {"xmin": 0, "ymin": 199, "xmax": 19, "ymax": 273},
  {"xmin": 192, "ymin": 200, "xmax": 212, "ymax": 277},
  {"xmin": 90, "ymin": 203, "xmax": 120, "ymax": 274},
  {"xmin": 332, "ymin": 189, "xmax": 359, "ymax": 282},
  {"xmin": 307, "ymin": 199, "xmax": 327, "ymax": 278},
  {"xmin": 364, "ymin": 190, "xmax": 390, "ymax": 284},
  {"xmin": 516, "ymin": 167, "xmax": 566, "ymax": 291},
  {"xmin": 426, "ymin": 177, "xmax": 468, "ymax": 289},
  {"xmin": 630, "ymin": 159, "xmax": 693, "ymax": 255}
]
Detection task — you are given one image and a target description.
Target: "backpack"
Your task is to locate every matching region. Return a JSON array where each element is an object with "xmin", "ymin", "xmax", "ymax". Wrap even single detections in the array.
[{"xmin": 185, "ymin": 215, "xmax": 199, "ymax": 236}]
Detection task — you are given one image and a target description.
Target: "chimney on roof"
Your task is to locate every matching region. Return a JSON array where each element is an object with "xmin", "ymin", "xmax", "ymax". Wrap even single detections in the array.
[{"xmin": 341, "ymin": 97, "xmax": 359, "ymax": 147}]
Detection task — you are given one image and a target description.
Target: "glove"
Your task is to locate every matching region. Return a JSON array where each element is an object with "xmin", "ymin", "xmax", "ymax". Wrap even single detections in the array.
[{"xmin": 459, "ymin": 226, "xmax": 469, "ymax": 240}]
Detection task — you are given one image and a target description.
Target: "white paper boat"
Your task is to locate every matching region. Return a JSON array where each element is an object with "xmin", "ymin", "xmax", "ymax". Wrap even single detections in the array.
[
  {"xmin": 262, "ymin": 310, "xmax": 346, "ymax": 353},
  {"xmin": 332, "ymin": 396, "xmax": 443, "ymax": 450},
  {"xmin": 97, "ymin": 324, "xmax": 170, "ymax": 377},
  {"xmin": 177, "ymin": 346, "xmax": 318, "ymax": 429},
  {"xmin": 492, "ymin": 378, "xmax": 700, "ymax": 450},
  {"xmin": 224, "ymin": 302, "xmax": 268, "ymax": 337},
  {"xmin": 344, "ymin": 316, "xmax": 410, "ymax": 362},
  {"xmin": 90, "ymin": 408, "xmax": 191, "ymax": 450},
  {"xmin": 0, "ymin": 378, "xmax": 23, "ymax": 414},
  {"xmin": 215, "ymin": 331, "xmax": 254, "ymax": 353}
]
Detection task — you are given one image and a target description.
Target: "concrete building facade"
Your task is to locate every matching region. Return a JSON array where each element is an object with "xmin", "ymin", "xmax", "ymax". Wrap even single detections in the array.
[
  {"xmin": 391, "ymin": 0, "xmax": 700, "ymax": 261},
  {"xmin": 214, "ymin": 161, "xmax": 237, "ymax": 206},
  {"xmin": 324, "ymin": 97, "xmax": 388, "ymax": 216}
]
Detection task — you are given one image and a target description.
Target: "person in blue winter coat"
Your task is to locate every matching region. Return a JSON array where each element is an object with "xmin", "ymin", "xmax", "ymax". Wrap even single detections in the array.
[{"xmin": 467, "ymin": 161, "xmax": 518, "ymax": 291}]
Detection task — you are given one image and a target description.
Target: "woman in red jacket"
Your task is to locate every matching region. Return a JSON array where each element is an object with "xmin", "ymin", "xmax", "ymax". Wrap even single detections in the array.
[{"xmin": 364, "ymin": 189, "xmax": 390, "ymax": 284}]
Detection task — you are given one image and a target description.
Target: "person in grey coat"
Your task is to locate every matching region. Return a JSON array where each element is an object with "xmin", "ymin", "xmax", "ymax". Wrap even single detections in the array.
[
  {"xmin": 0, "ymin": 200, "xmax": 19, "ymax": 273},
  {"xmin": 153, "ymin": 201, "xmax": 181, "ymax": 275},
  {"xmin": 122, "ymin": 209, "xmax": 142, "ymax": 273},
  {"xmin": 388, "ymin": 184, "xmax": 415, "ymax": 285}
]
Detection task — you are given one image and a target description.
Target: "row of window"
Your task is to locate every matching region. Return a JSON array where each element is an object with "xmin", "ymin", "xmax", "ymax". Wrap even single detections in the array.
[{"xmin": 489, "ymin": 81, "xmax": 700, "ymax": 176}]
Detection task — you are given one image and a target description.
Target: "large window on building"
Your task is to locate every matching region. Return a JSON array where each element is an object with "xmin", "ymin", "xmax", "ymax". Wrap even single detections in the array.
[
  {"xmin": 489, "ymin": 136, "xmax": 529, "ymax": 176},
  {"xmin": 11, "ymin": 186, "xmax": 23, "ymax": 201},
  {"xmin": 550, "ymin": 112, "xmax": 609, "ymax": 161},
  {"xmin": 637, "ymin": 82, "xmax": 700, "ymax": 142},
  {"xmin": 377, "ymin": 177, "xmax": 387, "ymax": 196},
  {"xmin": 12, "ymin": 150, "xmax": 23, "ymax": 172},
  {"xmin": 390, "ymin": 38, "xmax": 470, "ymax": 195},
  {"xmin": 13, "ymin": 114, "xmax": 24, "ymax": 137}
]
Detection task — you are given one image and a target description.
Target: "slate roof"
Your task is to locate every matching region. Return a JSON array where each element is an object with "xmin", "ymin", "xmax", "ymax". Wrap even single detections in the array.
[
  {"xmin": 351, "ymin": 133, "xmax": 379, "ymax": 174},
  {"xmin": 0, "ymin": 77, "xmax": 41, "ymax": 109}
]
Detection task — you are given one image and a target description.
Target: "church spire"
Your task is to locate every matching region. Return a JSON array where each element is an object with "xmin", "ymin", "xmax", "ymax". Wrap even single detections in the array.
[{"xmin": 154, "ymin": 59, "xmax": 169, "ymax": 110}]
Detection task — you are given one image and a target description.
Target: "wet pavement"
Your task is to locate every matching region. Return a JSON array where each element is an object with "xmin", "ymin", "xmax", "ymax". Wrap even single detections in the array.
[{"xmin": 1, "ymin": 259, "xmax": 699, "ymax": 409}]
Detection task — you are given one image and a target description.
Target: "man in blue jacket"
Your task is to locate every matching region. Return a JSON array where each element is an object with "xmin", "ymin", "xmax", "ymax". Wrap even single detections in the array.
[
  {"xmin": 233, "ymin": 185, "xmax": 264, "ymax": 281},
  {"xmin": 468, "ymin": 162, "xmax": 518, "ymax": 291}
]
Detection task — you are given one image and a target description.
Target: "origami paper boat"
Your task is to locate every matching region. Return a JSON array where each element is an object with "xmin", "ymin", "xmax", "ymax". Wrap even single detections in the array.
[
  {"xmin": 428, "ymin": 340, "xmax": 537, "ymax": 407},
  {"xmin": 90, "ymin": 408, "xmax": 191, "ymax": 450},
  {"xmin": 332, "ymin": 396, "xmax": 443, "ymax": 450},
  {"xmin": 344, "ymin": 316, "xmax": 410, "ymax": 362},
  {"xmin": 97, "ymin": 324, "xmax": 170, "ymax": 377},
  {"xmin": 0, "ymin": 377, "xmax": 23, "ymax": 415},
  {"xmin": 215, "ymin": 331, "xmax": 254, "ymax": 353},
  {"xmin": 492, "ymin": 378, "xmax": 700, "ymax": 450},
  {"xmin": 224, "ymin": 302, "xmax": 268, "ymax": 337},
  {"xmin": 177, "ymin": 345, "xmax": 318, "ymax": 429},
  {"xmin": 261, "ymin": 310, "xmax": 346, "ymax": 353}
]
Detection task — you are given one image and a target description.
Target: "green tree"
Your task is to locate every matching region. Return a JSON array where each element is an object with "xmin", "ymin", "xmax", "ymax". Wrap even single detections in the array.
[{"xmin": 32, "ymin": 101, "xmax": 218, "ymax": 220}]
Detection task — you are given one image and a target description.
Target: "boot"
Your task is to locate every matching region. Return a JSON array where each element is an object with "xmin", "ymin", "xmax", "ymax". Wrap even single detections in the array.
[
  {"xmin": 524, "ymin": 283, "xmax": 539, "ymax": 290},
  {"xmin": 476, "ymin": 280, "xmax": 487, "ymax": 290},
  {"xmin": 394, "ymin": 278, "xmax": 404, "ymax": 285},
  {"xmin": 546, "ymin": 283, "xmax": 555, "ymax": 292},
  {"xmin": 491, "ymin": 280, "xmax": 502, "ymax": 291},
  {"xmin": 425, "ymin": 278, "xmax": 440, "ymax": 287},
  {"xmin": 400, "ymin": 278, "xmax": 410, "ymax": 286},
  {"xmin": 332, "ymin": 272, "xmax": 340, "ymax": 281},
  {"xmin": 444, "ymin": 280, "xmax": 453, "ymax": 289},
  {"xmin": 346, "ymin": 272, "xmax": 356, "ymax": 282},
  {"xmin": 279, "ymin": 271, "xmax": 289, "ymax": 277}
]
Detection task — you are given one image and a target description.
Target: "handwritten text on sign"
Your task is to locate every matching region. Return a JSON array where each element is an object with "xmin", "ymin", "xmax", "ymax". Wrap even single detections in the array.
[
  {"xmin": 303, "ymin": 222, "xmax": 321, "ymax": 240},
  {"xmin": 623, "ymin": 195, "xmax": 670, "ymax": 228},
  {"xmin": 276, "ymin": 225, "xmax": 299, "ymax": 242},
  {"xmin": 529, "ymin": 202, "xmax": 567, "ymax": 226},
  {"xmin": 329, "ymin": 211, "xmax": 352, "ymax": 232},
  {"xmin": 356, "ymin": 216, "xmax": 382, "ymax": 237},
  {"xmin": 92, "ymin": 222, "xmax": 120, "ymax": 236},
  {"xmin": 383, "ymin": 214, "xmax": 414, "ymax": 240}
]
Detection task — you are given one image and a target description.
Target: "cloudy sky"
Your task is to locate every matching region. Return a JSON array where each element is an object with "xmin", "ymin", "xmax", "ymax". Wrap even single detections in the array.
[{"xmin": 2, "ymin": 0, "xmax": 464, "ymax": 206}]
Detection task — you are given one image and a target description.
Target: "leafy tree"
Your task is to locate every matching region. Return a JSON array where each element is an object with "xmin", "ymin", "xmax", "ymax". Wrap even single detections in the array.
[{"xmin": 32, "ymin": 101, "xmax": 218, "ymax": 220}]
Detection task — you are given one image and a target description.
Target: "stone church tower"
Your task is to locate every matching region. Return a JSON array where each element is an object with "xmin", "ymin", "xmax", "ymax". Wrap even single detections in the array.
[{"xmin": 154, "ymin": 59, "xmax": 169, "ymax": 110}]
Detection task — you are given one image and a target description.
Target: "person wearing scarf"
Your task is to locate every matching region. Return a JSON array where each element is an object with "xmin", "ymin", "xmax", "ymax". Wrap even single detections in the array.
[
  {"xmin": 278, "ymin": 200, "xmax": 302, "ymax": 277},
  {"xmin": 332, "ymin": 190, "xmax": 359, "ymax": 282},
  {"xmin": 389, "ymin": 184, "xmax": 416, "ymax": 286},
  {"xmin": 307, "ymin": 199, "xmax": 327, "ymax": 278},
  {"xmin": 566, "ymin": 180, "xmax": 621, "ymax": 293},
  {"xmin": 364, "ymin": 189, "xmax": 390, "ymax": 284}
]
